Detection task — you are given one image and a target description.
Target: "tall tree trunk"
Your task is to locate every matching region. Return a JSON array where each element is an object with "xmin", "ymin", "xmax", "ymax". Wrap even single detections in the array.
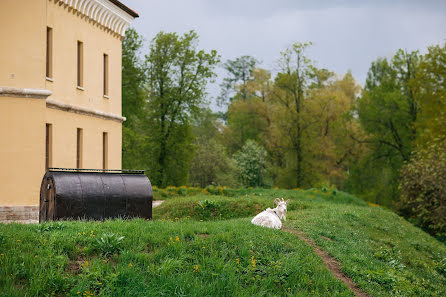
[
  {"xmin": 295, "ymin": 65, "xmax": 303, "ymax": 188},
  {"xmin": 158, "ymin": 103, "xmax": 166, "ymax": 187}
]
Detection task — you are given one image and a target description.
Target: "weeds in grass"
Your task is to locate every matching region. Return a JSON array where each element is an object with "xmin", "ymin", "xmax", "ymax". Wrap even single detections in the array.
[
  {"xmin": 95, "ymin": 233, "xmax": 125, "ymax": 257},
  {"xmin": 37, "ymin": 221, "xmax": 66, "ymax": 233}
]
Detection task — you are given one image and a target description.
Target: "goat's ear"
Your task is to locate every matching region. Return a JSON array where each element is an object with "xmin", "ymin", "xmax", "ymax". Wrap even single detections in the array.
[
  {"xmin": 285, "ymin": 199, "xmax": 290, "ymax": 205},
  {"xmin": 274, "ymin": 198, "xmax": 281, "ymax": 205}
]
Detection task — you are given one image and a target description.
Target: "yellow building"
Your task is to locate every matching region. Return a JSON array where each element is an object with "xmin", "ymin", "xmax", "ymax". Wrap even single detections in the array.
[{"xmin": 0, "ymin": 0, "xmax": 138, "ymax": 221}]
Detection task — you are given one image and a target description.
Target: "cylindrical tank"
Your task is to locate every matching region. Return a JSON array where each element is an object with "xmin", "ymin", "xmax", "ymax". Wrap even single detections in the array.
[{"xmin": 39, "ymin": 169, "xmax": 152, "ymax": 222}]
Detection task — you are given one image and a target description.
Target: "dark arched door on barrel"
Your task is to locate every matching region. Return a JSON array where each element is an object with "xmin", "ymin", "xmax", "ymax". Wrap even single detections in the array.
[{"xmin": 39, "ymin": 176, "xmax": 55, "ymax": 222}]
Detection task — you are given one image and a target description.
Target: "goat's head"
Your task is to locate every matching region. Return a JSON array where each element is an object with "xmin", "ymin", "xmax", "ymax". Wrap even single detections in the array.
[{"xmin": 274, "ymin": 198, "xmax": 290, "ymax": 220}]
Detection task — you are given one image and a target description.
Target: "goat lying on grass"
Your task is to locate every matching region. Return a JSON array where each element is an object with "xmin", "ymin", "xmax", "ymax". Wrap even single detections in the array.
[{"xmin": 251, "ymin": 198, "xmax": 290, "ymax": 229}]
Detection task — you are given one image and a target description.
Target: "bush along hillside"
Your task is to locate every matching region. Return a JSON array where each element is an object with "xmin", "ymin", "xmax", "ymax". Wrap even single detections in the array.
[{"xmin": 1, "ymin": 188, "xmax": 445, "ymax": 297}]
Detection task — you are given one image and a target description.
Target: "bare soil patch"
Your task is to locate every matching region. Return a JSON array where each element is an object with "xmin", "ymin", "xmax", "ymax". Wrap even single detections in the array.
[
  {"xmin": 196, "ymin": 233, "xmax": 210, "ymax": 238},
  {"xmin": 282, "ymin": 227, "xmax": 369, "ymax": 297}
]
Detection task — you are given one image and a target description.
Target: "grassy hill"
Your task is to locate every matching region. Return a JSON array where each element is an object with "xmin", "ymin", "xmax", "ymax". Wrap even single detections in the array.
[{"xmin": 0, "ymin": 188, "xmax": 445, "ymax": 296}]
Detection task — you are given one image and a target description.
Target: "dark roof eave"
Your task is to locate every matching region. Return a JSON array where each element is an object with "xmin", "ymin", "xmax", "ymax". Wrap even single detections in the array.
[{"xmin": 108, "ymin": 0, "xmax": 139, "ymax": 18}]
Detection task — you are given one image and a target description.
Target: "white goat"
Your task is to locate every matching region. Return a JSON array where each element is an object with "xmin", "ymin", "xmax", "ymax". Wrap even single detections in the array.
[{"xmin": 251, "ymin": 198, "xmax": 290, "ymax": 229}]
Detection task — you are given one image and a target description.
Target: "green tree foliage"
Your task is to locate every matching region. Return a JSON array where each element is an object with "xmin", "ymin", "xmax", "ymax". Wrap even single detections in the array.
[
  {"xmin": 307, "ymin": 72, "xmax": 364, "ymax": 188},
  {"xmin": 188, "ymin": 109, "xmax": 238, "ymax": 188},
  {"xmin": 357, "ymin": 50, "xmax": 419, "ymax": 163},
  {"xmin": 122, "ymin": 28, "xmax": 148, "ymax": 170},
  {"xmin": 398, "ymin": 140, "xmax": 446, "ymax": 239},
  {"xmin": 270, "ymin": 42, "xmax": 314, "ymax": 187},
  {"xmin": 233, "ymin": 140, "xmax": 268, "ymax": 187},
  {"xmin": 122, "ymin": 28, "xmax": 146, "ymax": 124},
  {"xmin": 349, "ymin": 50, "xmax": 420, "ymax": 206},
  {"xmin": 218, "ymin": 55, "xmax": 258, "ymax": 105},
  {"xmin": 145, "ymin": 30, "xmax": 219, "ymax": 186},
  {"xmin": 223, "ymin": 97, "xmax": 269, "ymax": 154},
  {"xmin": 412, "ymin": 42, "xmax": 446, "ymax": 145}
]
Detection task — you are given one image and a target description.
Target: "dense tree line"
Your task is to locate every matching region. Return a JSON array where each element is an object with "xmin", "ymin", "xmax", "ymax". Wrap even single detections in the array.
[{"xmin": 122, "ymin": 28, "xmax": 445, "ymax": 237}]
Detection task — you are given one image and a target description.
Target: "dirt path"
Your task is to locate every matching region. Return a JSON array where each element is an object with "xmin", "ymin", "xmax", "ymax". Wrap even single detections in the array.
[{"xmin": 282, "ymin": 227, "xmax": 369, "ymax": 297}]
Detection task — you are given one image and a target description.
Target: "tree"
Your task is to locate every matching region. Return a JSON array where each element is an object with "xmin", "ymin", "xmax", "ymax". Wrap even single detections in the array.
[
  {"xmin": 245, "ymin": 68, "xmax": 271, "ymax": 102},
  {"xmin": 188, "ymin": 109, "xmax": 238, "ymax": 187},
  {"xmin": 223, "ymin": 97, "xmax": 269, "ymax": 154},
  {"xmin": 351, "ymin": 50, "xmax": 420, "ymax": 205},
  {"xmin": 233, "ymin": 140, "xmax": 268, "ymax": 187},
  {"xmin": 412, "ymin": 42, "xmax": 446, "ymax": 146},
  {"xmin": 145, "ymin": 31, "xmax": 219, "ymax": 186},
  {"xmin": 357, "ymin": 50, "xmax": 419, "ymax": 164},
  {"xmin": 398, "ymin": 140, "xmax": 446, "ymax": 239},
  {"xmin": 271, "ymin": 42, "xmax": 314, "ymax": 187},
  {"xmin": 218, "ymin": 55, "xmax": 258, "ymax": 105},
  {"xmin": 121, "ymin": 28, "xmax": 148, "ymax": 170},
  {"xmin": 395, "ymin": 42, "xmax": 446, "ymax": 238},
  {"xmin": 307, "ymin": 72, "xmax": 364, "ymax": 188}
]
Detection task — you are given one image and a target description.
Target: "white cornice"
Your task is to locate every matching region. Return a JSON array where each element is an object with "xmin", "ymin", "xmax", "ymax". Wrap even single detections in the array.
[
  {"xmin": 55, "ymin": 0, "xmax": 136, "ymax": 37},
  {"xmin": 0, "ymin": 87, "xmax": 52, "ymax": 99},
  {"xmin": 46, "ymin": 99, "xmax": 126, "ymax": 123}
]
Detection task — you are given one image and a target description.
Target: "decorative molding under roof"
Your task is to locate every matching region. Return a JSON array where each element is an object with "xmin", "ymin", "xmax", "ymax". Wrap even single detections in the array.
[
  {"xmin": 0, "ymin": 87, "xmax": 52, "ymax": 99},
  {"xmin": 46, "ymin": 99, "xmax": 126, "ymax": 123},
  {"xmin": 55, "ymin": 0, "xmax": 138, "ymax": 37}
]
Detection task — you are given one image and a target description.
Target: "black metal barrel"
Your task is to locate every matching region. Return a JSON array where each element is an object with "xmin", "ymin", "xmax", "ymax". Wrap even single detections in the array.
[{"xmin": 39, "ymin": 168, "xmax": 152, "ymax": 222}]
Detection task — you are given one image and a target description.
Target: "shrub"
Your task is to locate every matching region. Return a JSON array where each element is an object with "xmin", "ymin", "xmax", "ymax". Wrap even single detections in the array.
[
  {"xmin": 397, "ymin": 140, "xmax": 446, "ymax": 239},
  {"xmin": 195, "ymin": 199, "xmax": 220, "ymax": 220},
  {"xmin": 233, "ymin": 140, "xmax": 268, "ymax": 187}
]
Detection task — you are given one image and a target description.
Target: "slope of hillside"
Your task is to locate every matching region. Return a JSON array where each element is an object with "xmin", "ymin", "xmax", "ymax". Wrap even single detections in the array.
[{"xmin": 0, "ymin": 188, "xmax": 445, "ymax": 296}]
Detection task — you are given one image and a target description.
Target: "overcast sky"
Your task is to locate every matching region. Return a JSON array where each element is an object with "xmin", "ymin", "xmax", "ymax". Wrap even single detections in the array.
[{"xmin": 121, "ymin": 0, "xmax": 446, "ymax": 110}]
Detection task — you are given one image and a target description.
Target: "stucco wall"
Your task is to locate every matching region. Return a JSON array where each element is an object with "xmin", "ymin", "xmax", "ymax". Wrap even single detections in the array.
[
  {"xmin": 45, "ymin": 0, "xmax": 123, "ymax": 116},
  {"xmin": 46, "ymin": 108, "xmax": 122, "ymax": 171},
  {"xmin": 0, "ymin": 0, "xmax": 125, "ymax": 208},
  {"xmin": 0, "ymin": 0, "xmax": 46, "ymax": 89},
  {"xmin": 0, "ymin": 97, "xmax": 46, "ymax": 206}
]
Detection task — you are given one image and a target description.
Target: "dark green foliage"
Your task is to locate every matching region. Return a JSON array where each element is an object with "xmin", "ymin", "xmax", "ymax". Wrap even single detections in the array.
[
  {"xmin": 145, "ymin": 30, "xmax": 219, "ymax": 187},
  {"xmin": 344, "ymin": 156, "xmax": 400, "ymax": 207},
  {"xmin": 348, "ymin": 50, "xmax": 420, "ymax": 207},
  {"xmin": 122, "ymin": 28, "xmax": 146, "ymax": 124},
  {"xmin": 397, "ymin": 140, "xmax": 446, "ymax": 239},
  {"xmin": 121, "ymin": 29, "xmax": 219, "ymax": 185},
  {"xmin": 188, "ymin": 109, "xmax": 239, "ymax": 187},
  {"xmin": 357, "ymin": 50, "xmax": 419, "ymax": 164},
  {"xmin": 122, "ymin": 28, "xmax": 148, "ymax": 170}
]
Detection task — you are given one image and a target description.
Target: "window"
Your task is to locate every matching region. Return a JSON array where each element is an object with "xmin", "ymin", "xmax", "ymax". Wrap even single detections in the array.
[
  {"xmin": 76, "ymin": 128, "xmax": 83, "ymax": 169},
  {"xmin": 103, "ymin": 54, "xmax": 109, "ymax": 96},
  {"xmin": 103, "ymin": 132, "xmax": 108, "ymax": 170},
  {"xmin": 45, "ymin": 124, "xmax": 52, "ymax": 170},
  {"xmin": 77, "ymin": 41, "xmax": 83, "ymax": 87},
  {"xmin": 46, "ymin": 27, "xmax": 53, "ymax": 78}
]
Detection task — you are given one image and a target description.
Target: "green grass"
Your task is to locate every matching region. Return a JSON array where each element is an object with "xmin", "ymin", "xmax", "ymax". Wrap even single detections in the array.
[
  {"xmin": 0, "ymin": 219, "xmax": 353, "ymax": 296},
  {"xmin": 287, "ymin": 204, "xmax": 446, "ymax": 296},
  {"xmin": 1, "ymin": 188, "xmax": 445, "ymax": 296}
]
